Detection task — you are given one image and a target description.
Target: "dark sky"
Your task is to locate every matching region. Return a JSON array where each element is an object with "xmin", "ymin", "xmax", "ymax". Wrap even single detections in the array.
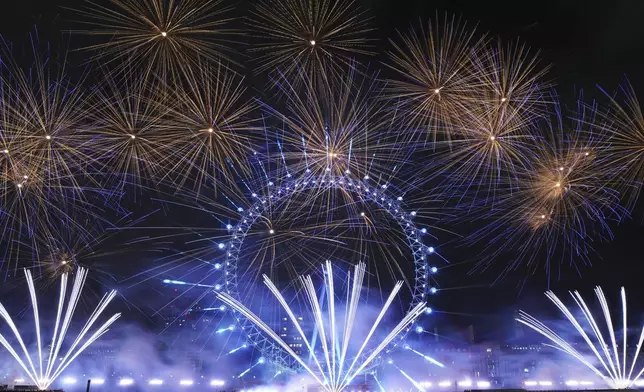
[{"xmin": 0, "ymin": 0, "xmax": 643, "ymax": 336}]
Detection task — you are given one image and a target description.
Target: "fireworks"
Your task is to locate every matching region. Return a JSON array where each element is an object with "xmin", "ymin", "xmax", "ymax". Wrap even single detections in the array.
[
  {"xmin": 465, "ymin": 102, "xmax": 624, "ymax": 276},
  {"xmin": 471, "ymin": 39, "xmax": 551, "ymax": 122},
  {"xmin": 264, "ymin": 65, "xmax": 396, "ymax": 182},
  {"xmin": 386, "ymin": 19, "xmax": 553, "ymax": 208},
  {"xmin": 385, "ymin": 15, "xmax": 485, "ymax": 142},
  {"xmin": 73, "ymin": 0, "xmax": 238, "ymax": 80},
  {"xmin": 440, "ymin": 39, "xmax": 549, "ymax": 196},
  {"xmin": 161, "ymin": 61, "xmax": 261, "ymax": 194},
  {"xmin": 598, "ymin": 81, "xmax": 644, "ymax": 210},
  {"xmin": 0, "ymin": 268, "xmax": 120, "ymax": 390},
  {"xmin": 435, "ymin": 40, "xmax": 549, "ymax": 199},
  {"xmin": 87, "ymin": 63, "xmax": 177, "ymax": 190},
  {"xmin": 218, "ymin": 261, "xmax": 426, "ymax": 391},
  {"xmin": 518, "ymin": 287, "xmax": 644, "ymax": 389},
  {"xmin": 248, "ymin": 0, "xmax": 374, "ymax": 87},
  {"xmin": 434, "ymin": 97, "xmax": 538, "ymax": 201},
  {"xmin": 0, "ymin": 37, "xmax": 97, "ymax": 267},
  {"xmin": 0, "ymin": 5, "xmax": 643, "ymax": 387}
]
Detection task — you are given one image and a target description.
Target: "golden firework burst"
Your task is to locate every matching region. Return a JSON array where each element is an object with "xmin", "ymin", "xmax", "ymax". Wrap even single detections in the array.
[
  {"xmin": 248, "ymin": 0, "xmax": 374, "ymax": 88},
  {"xmin": 598, "ymin": 81, "xmax": 644, "ymax": 210},
  {"xmin": 385, "ymin": 15, "xmax": 486, "ymax": 143},
  {"xmin": 72, "ymin": 0, "xmax": 239, "ymax": 80},
  {"xmin": 465, "ymin": 102, "xmax": 623, "ymax": 277},
  {"xmin": 160, "ymin": 61, "xmax": 261, "ymax": 195}
]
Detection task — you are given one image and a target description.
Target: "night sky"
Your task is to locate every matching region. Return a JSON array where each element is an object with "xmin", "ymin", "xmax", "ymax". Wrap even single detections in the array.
[{"xmin": 1, "ymin": 0, "xmax": 643, "ymax": 340}]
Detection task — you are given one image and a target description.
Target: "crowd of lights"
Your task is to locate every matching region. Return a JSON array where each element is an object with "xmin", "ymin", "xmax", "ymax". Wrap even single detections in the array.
[
  {"xmin": 41, "ymin": 377, "xmax": 228, "ymax": 388},
  {"xmin": 9, "ymin": 374, "xmax": 626, "ymax": 390}
]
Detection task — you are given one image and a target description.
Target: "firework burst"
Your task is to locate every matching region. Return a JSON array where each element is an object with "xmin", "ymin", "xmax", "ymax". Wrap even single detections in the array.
[
  {"xmin": 597, "ymin": 81, "xmax": 644, "ymax": 210},
  {"xmin": 0, "ymin": 268, "xmax": 120, "ymax": 390},
  {"xmin": 518, "ymin": 287, "xmax": 644, "ymax": 389},
  {"xmin": 218, "ymin": 261, "xmax": 426, "ymax": 391},
  {"xmin": 385, "ymin": 15, "xmax": 485, "ymax": 143},
  {"xmin": 32, "ymin": 211, "xmax": 140, "ymax": 285},
  {"xmin": 86, "ymin": 65, "xmax": 172, "ymax": 191},
  {"xmin": 248, "ymin": 0, "xmax": 374, "ymax": 88},
  {"xmin": 72, "ymin": 0, "xmax": 238, "ymax": 80},
  {"xmin": 160, "ymin": 61, "xmax": 261, "ymax": 195},
  {"xmin": 471, "ymin": 39, "xmax": 551, "ymax": 122},
  {"xmin": 436, "ymin": 39, "xmax": 549, "ymax": 200},
  {"xmin": 432, "ymin": 98, "xmax": 538, "ymax": 202},
  {"xmin": 263, "ymin": 65, "xmax": 402, "ymax": 188},
  {"xmin": 465, "ymin": 101, "xmax": 624, "ymax": 277},
  {"xmin": 0, "ymin": 37, "xmax": 98, "ymax": 268},
  {"xmin": 0, "ymin": 40, "xmax": 92, "ymax": 193}
]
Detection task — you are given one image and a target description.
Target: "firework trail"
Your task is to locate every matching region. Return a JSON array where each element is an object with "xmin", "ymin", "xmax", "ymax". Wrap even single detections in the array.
[
  {"xmin": 218, "ymin": 261, "xmax": 426, "ymax": 392},
  {"xmin": 518, "ymin": 287, "xmax": 644, "ymax": 389},
  {"xmin": 0, "ymin": 267, "xmax": 120, "ymax": 390}
]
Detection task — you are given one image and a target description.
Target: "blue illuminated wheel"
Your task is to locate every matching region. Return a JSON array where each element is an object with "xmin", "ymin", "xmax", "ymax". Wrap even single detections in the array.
[{"xmin": 222, "ymin": 174, "xmax": 441, "ymax": 370}]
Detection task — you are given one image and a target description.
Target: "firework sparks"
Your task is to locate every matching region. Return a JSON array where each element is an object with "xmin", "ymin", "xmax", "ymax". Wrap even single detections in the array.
[
  {"xmin": 431, "ymin": 39, "xmax": 549, "ymax": 198},
  {"xmin": 385, "ymin": 15, "xmax": 485, "ymax": 143},
  {"xmin": 518, "ymin": 287, "xmax": 644, "ymax": 389},
  {"xmin": 597, "ymin": 81, "xmax": 644, "ymax": 210},
  {"xmin": 217, "ymin": 261, "xmax": 426, "ymax": 392},
  {"xmin": 161, "ymin": 61, "xmax": 261, "ymax": 194},
  {"xmin": 0, "ymin": 268, "xmax": 120, "ymax": 390},
  {"xmin": 86, "ymin": 64, "xmax": 172, "ymax": 191},
  {"xmin": 0, "ymin": 37, "xmax": 98, "ymax": 267},
  {"xmin": 463, "ymin": 100, "xmax": 624, "ymax": 277},
  {"xmin": 248, "ymin": 0, "xmax": 374, "ymax": 88},
  {"xmin": 471, "ymin": 39, "xmax": 551, "ymax": 122},
  {"xmin": 433, "ymin": 97, "xmax": 538, "ymax": 201},
  {"xmin": 264, "ymin": 65, "xmax": 400, "ymax": 184},
  {"xmin": 72, "ymin": 0, "xmax": 238, "ymax": 80}
]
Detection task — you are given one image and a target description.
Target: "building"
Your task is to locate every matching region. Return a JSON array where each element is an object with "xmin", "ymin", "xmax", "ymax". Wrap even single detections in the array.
[{"xmin": 279, "ymin": 315, "xmax": 308, "ymax": 356}]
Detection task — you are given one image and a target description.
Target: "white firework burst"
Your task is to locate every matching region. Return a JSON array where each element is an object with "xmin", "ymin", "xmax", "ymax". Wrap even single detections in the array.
[
  {"xmin": 0, "ymin": 268, "xmax": 121, "ymax": 390},
  {"xmin": 218, "ymin": 261, "xmax": 426, "ymax": 392},
  {"xmin": 518, "ymin": 287, "xmax": 644, "ymax": 389}
]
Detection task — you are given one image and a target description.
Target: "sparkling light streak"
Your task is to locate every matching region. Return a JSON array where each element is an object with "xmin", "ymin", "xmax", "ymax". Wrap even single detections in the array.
[
  {"xmin": 217, "ymin": 261, "xmax": 426, "ymax": 392},
  {"xmin": 406, "ymin": 346, "xmax": 446, "ymax": 368},
  {"xmin": 0, "ymin": 268, "xmax": 120, "ymax": 390},
  {"xmin": 518, "ymin": 287, "xmax": 644, "ymax": 389},
  {"xmin": 215, "ymin": 325, "xmax": 235, "ymax": 334},
  {"xmin": 227, "ymin": 343, "xmax": 247, "ymax": 354},
  {"xmin": 237, "ymin": 357, "xmax": 265, "ymax": 378}
]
